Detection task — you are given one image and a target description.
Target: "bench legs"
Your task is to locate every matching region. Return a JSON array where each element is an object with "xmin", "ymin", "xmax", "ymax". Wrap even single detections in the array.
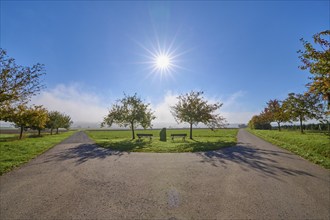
[
  {"xmin": 137, "ymin": 137, "xmax": 152, "ymax": 141},
  {"xmin": 171, "ymin": 136, "xmax": 186, "ymax": 142}
]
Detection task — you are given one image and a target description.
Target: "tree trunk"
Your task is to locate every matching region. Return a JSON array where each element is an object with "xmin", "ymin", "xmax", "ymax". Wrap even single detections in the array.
[
  {"xmin": 38, "ymin": 129, "xmax": 41, "ymax": 136},
  {"xmin": 189, "ymin": 123, "xmax": 193, "ymax": 140},
  {"xmin": 19, "ymin": 125, "xmax": 24, "ymax": 139},
  {"xmin": 50, "ymin": 128, "xmax": 53, "ymax": 135},
  {"xmin": 56, "ymin": 128, "xmax": 59, "ymax": 134},
  {"xmin": 299, "ymin": 117, "xmax": 304, "ymax": 134},
  {"xmin": 277, "ymin": 122, "xmax": 281, "ymax": 131},
  {"xmin": 131, "ymin": 122, "xmax": 135, "ymax": 140}
]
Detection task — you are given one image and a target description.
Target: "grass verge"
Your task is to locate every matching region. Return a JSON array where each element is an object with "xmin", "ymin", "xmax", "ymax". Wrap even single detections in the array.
[
  {"xmin": 86, "ymin": 128, "xmax": 237, "ymax": 153},
  {"xmin": 0, "ymin": 131, "xmax": 76, "ymax": 175},
  {"xmin": 247, "ymin": 129, "xmax": 330, "ymax": 169}
]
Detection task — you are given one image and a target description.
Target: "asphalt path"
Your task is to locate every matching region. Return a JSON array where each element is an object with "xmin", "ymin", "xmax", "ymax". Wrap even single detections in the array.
[{"xmin": 1, "ymin": 130, "xmax": 329, "ymax": 219}]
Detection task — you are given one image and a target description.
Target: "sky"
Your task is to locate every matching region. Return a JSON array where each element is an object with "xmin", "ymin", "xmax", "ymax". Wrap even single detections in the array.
[{"xmin": 1, "ymin": 1, "xmax": 329, "ymax": 128}]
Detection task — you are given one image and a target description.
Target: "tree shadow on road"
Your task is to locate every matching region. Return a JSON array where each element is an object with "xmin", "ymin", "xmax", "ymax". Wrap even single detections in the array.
[
  {"xmin": 46, "ymin": 139, "xmax": 237, "ymax": 165},
  {"xmin": 196, "ymin": 143, "xmax": 315, "ymax": 179},
  {"xmin": 45, "ymin": 143, "xmax": 127, "ymax": 165},
  {"xmin": 178, "ymin": 140, "xmax": 236, "ymax": 152}
]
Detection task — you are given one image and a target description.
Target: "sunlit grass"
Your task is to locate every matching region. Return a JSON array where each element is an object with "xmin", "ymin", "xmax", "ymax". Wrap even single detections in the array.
[
  {"xmin": 247, "ymin": 129, "xmax": 330, "ymax": 169},
  {"xmin": 86, "ymin": 129, "xmax": 237, "ymax": 153},
  {"xmin": 0, "ymin": 131, "xmax": 76, "ymax": 175}
]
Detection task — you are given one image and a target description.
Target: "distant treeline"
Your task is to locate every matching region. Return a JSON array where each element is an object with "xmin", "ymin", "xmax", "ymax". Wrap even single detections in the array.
[{"xmin": 271, "ymin": 123, "xmax": 329, "ymax": 131}]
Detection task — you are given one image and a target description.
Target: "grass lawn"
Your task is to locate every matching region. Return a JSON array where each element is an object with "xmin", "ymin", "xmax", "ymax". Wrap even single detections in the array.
[
  {"xmin": 86, "ymin": 128, "xmax": 237, "ymax": 153},
  {"xmin": 0, "ymin": 131, "xmax": 76, "ymax": 175},
  {"xmin": 247, "ymin": 129, "xmax": 330, "ymax": 169}
]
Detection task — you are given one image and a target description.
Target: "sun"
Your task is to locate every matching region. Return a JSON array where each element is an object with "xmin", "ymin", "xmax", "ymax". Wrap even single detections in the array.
[
  {"xmin": 155, "ymin": 55, "xmax": 171, "ymax": 70},
  {"xmin": 134, "ymin": 34, "xmax": 190, "ymax": 80}
]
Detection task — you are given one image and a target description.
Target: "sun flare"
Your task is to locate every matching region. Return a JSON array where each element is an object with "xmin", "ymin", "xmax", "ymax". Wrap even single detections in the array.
[
  {"xmin": 155, "ymin": 55, "xmax": 171, "ymax": 69},
  {"xmin": 135, "ymin": 35, "xmax": 190, "ymax": 80}
]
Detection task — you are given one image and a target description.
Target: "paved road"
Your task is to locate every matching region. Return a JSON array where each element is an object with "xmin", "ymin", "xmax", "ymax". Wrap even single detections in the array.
[{"xmin": 1, "ymin": 130, "xmax": 329, "ymax": 219}]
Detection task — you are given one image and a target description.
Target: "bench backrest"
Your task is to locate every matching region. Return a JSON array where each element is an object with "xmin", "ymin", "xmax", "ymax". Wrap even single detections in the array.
[
  {"xmin": 171, "ymin": 134, "xmax": 187, "ymax": 136},
  {"xmin": 137, "ymin": 134, "xmax": 153, "ymax": 136}
]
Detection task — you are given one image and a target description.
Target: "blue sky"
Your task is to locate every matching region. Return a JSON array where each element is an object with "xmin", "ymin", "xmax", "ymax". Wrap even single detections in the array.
[{"xmin": 1, "ymin": 1, "xmax": 329, "ymax": 126}]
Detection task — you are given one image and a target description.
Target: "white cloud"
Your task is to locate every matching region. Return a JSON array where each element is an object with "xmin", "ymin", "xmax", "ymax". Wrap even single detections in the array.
[
  {"xmin": 221, "ymin": 111, "xmax": 257, "ymax": 124},
  {"xmin": 220, "ymin": 90, "xmax": 246, "ymax": 111},
  {"xmin": 152, "ymin": 91, "xmax": 177, "ymax": 124},
  {"xmin": 30, "ymin": 84, "xmax": 255, "ymax": 128},
  {"xmin": 31, "ymin": 84, "xmax": 107, "ymax": 125},
  {"xmin": 219, "ymin": 91, "xmax": 257, "ymax": 124}
]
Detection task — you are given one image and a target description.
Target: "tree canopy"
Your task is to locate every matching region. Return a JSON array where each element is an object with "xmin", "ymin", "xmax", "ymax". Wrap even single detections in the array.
[
  {"xmin": 46, "ymin": 111, "xmax": 73, "ymax": 135},
  {"xmin": 171, "ymin": 91, "xmax": 226, "ymax": 139},
  {"xmin": 0, "ymin": 49, "xmax": 73, "ymax": 138},
  {"xmin": 298, "ymin": 30, "xmax": 330, "ymax": 110},
  {"xmin": 248, "ymin": 114, "xmax": 272, "ymax": 130},
  {"xmin": 102, "ymin": 93, "xmax": 155, "ymax": 139},
  {"xmin": 0, "ymin": 48, "xmax": 45, "ymax": 121},
  {"xmin": 0, "ymin": 48, "xmax": 45, "ymax": 105},
  {"xmin": 28, "ymin": 105, "xmax": 48, "ymax": 136},
  {"xmin": 11, "ymin": 105, "xmax": 48, "ymax": 139},
  {"xmin": 248, "ymin": 30, "xmax": 329, "ymax": 133},
  {"xmin": 266, "ymin": 99, "xmax": 289, "ymax": 131},
  {"xmin": 283, "ymin": 92, "xmax": 323, "ymax": 133}
]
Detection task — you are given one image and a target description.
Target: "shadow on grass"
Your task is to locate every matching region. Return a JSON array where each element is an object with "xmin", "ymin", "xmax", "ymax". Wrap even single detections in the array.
[
  {"xmin": 0, "ymin": 134, "xmax": 57, "ymax": 142},
  {"xmin": 28, "ymin": 134, "xmax": 44, "ymax": 138},
  {"xmin": 99, "ymin": 138, "xmax": 236, "ymax": 152},
  {"xmin": 0, "ymin": 137, "xmax": 18, "ymax": 142},
  {"xmin": 0, "ymin": 135, "xmax": 42, "ymax": 142},
  {"xmin": 100, "ymin": 139, "xmax": 149, "ymax": 151},
  {"xmin": 196, "ymin": 142, "xmax": 315, "ymax": 179}
]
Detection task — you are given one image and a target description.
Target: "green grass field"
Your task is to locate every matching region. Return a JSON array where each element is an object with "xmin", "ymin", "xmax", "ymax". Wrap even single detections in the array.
[
  {"xmin": 86, "ymin": 128, "xmax": 238, "ymax": 153},
  {"xmin": 0, "ymin": 131, "xmax": 76, "ymax": 175},
  {"xmin": 247, "ymin": 129, "xmax": 330, "ymax": 169}
]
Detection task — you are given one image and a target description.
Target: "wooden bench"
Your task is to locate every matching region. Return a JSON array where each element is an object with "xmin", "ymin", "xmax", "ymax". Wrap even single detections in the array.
[
  {"xmin": 171, "ymin": 133, "xmax": 187, "ymax": 141},
  {"xmin": 137, "ymin": 133, "xmax": 153, "ymax": 141}
]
